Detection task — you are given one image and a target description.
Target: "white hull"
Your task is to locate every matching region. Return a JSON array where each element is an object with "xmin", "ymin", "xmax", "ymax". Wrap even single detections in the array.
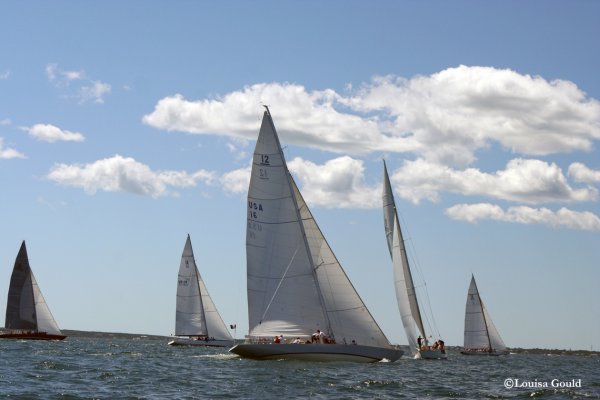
[
  {"xmin": 168, "ymin": 337, "xmax": 234, "ymax": 347},
  {"xmin": 415, "ymin": 349, "xmax": 448, "ymax": 359},
  {"xmin": 229, "ymin": 343, "xmax": 403, "ymax": 363}
]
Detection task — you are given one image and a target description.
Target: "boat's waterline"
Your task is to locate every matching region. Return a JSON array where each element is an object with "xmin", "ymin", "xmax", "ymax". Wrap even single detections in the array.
[
  {"xmin": 229, "ymin": 343, "xmax": 404, "ymax": 363},
  {"xmin": 168, "ymin": 337, "xmax": 233, "ymax": 347}
]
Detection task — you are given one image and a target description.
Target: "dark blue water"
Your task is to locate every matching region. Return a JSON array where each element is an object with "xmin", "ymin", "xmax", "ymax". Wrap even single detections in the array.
[{"xmin": 0, "ymin": 338, "xmax": 598, "ymax": 399}]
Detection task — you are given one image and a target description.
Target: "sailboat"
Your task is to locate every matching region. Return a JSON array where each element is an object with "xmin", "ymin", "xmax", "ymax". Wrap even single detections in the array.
[
  {"xmin": 168, "ymin": 235, "xmax": 234, "ymax": 347},
  {"xmin": 0, "ymin": 241, "xmax": 66, "ymax": 340},
  {"xmin": 461, "ymin": 275, "xmax": 508, "ymax": 356},
  {"xmin": 229, "ymin": 108, "xmax": 403, "ymax": 363},
  {"xmin": 382, "ymin": 161, "xmax": 446, "ymax": 359}
]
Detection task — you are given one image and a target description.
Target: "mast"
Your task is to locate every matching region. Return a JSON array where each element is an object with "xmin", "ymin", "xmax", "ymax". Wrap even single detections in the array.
[{"xmin": 263, "ymin": 107, "xmax": 333, "ymax": 336}]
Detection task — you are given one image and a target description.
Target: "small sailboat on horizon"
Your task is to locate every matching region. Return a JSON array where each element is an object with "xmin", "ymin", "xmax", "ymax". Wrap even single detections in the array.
[
  {"xmin": 462, "ymin": 275, "xmax": 508, "ymax": 356},
  {"xmin": 1, "ymin": 241, "xmax": 66, "ymax": 341},
  {"xmin": 229, "ymin": 108, "xmax": 403, "ymax": 363},
  {"xmin": 382, "ymin": 161, "xmax": 446, "ymax": 360},
  {"xmin": 168, "ymin": 234, "xmax": 234, "ymax": 347}
]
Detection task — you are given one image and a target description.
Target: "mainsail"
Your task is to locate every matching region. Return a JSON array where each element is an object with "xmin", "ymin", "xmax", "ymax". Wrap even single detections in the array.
[
  {"xmin": 5, "ymin": 241, "xmax": 62, "ymax": 336},
  {"xmin": 175, "ymin": 235, "xmax": 232, "ymax": 340},
  {"xmin": 464, "ymin": 275, "xmax": 506, "ymax": 352},
  {"xmin": 245, "ymin": 108, "xmax": 392, "ymax": 348},
  {"xmin": 382, "ymin": 161, "xmax": 427, "ymax": 353}
]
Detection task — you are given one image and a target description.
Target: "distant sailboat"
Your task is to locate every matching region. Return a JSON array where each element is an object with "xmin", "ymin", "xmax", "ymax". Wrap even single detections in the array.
[
  {"xmin": 461, "ymin": 275, "xmax": 508, "ymax": 356},
  {"xmin": 382, "ymin": 161, "xmax": 446, "ymax": 359},
  {"xmin": 0, "ymin": 241, "xmax": 66, "ymax": 341},
  {"xmin": 168, "ymin": 235, "xmax": 234, "ymax": 347},
  {"xmin": 229, "ymin": 108, "xmax": 403, "ymax": 363}
]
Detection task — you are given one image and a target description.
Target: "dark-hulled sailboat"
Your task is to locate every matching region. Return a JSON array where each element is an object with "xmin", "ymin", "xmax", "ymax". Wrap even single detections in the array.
[{"xmin": 1, "ymin": 241, "xmax": 66, "ymax": 340}]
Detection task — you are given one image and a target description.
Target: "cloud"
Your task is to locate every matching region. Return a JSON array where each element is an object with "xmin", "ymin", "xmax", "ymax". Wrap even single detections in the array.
[
  {"xmin": 21, "ymin": 123, "xmax": 85, "ymax": 143},
  {"xmin": 0, "ymin": 138, "xmax": 25, "ymax": 159},
  {"xmin": 220, "ymin": 165, "xmax": 251, "ymax": 194},
  {"xmin": 390, "ymin": 158, "xmax": 598, "ymax": 204},
  {"xmin": 0, "ymin": 118, "xmax": 11, "ymax": 125},
  {"xmin": 287, "ymin": 156, "xmax": 379, "ymax": 208},
  {"xmin": 445, "ymin": 203, "xmax": 600, "ymax": 231},
  {"xmin": 142, "ymin": 84, "xmax": 406, "ymax": 155},
  {"xmin": 0, "ymin": 70, "xmax": 10, "ymax": 80},
  {"xmin": 143, "ymin": 66, "xmax": 600, "ymax": 166},
  {"xmin": 568, "ymin": 162, "xmax": 600, "ymax": 184},
  {"xmin": 46, "ymin": 63, "xmax": 110, "ymax": 104},
  {"xmin": 46, "ymin": 63, "xmax": 85, "ymax": 85},
  {"xmin": 47, "ymin": 155, "xmax": 215, "ymax": 197},
  {"xmin": 78, "ymin": 81, "xmax": 111, "ymax": 104}
]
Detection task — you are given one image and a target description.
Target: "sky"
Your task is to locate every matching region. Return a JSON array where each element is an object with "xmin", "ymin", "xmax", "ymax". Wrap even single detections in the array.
[{"xmin": 1, "ymin": 1, "xmax": 599, "ymax": 350}]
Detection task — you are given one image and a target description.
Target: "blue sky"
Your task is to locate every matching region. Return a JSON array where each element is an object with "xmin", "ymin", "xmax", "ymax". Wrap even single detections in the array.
[{"xmin": 1, "ymin": 1, "xmax": 599, "ymax": 350}]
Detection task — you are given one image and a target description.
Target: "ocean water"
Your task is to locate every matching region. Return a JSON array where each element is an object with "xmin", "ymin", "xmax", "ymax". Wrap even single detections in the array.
[{"xmin": 0, "ymin": 338, "xmax": 598, "ymax": 399}]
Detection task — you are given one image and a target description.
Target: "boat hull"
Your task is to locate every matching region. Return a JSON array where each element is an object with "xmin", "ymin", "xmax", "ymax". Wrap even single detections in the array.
[
  {"xmin": 0, "ymin": 332, "xmax": 66, "ymax": 341},
  {"xmin": 416, "ymin": 349, "xmax": 448, "ymax": 359},
  {"xmin": 229, "ymin": 343, "xmax": 403, "ymax": 363},
  {"xmin": 168, "ymin": 337, "xmax": 234, "ymax": 347}
]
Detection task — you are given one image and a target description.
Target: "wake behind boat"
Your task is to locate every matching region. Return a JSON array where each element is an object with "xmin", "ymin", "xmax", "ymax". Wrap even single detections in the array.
[
  {"xmin": 382, "ymin": 162, "xmax": 446, "ymax": 360},
  {"xmin": 168, "ymin": 235, "xmax": 234, "ymax": 347},
  {"xmin": 1, "ymin": 241, "xmax": 66, "ymax": 341},
  {"xmin": 229, "ymin": 108, "xmax": 403, "ymax": 363},
  {"xmin": 461, "ymin": 275, "xmax": 508, "ymax": 356}
]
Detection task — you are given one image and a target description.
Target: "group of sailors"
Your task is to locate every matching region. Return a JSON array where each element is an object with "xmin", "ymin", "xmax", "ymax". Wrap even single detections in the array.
[
  {"xmin": 417, "ymin": 335, "xmax": 446, "ymax": 353},
  {"xmin": 272, "ymin": 329, "xmax": 339, "ymax": 345}
]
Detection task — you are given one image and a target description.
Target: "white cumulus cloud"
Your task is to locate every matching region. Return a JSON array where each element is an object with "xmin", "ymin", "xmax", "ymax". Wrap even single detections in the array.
[
  {"xmin": 79, "ymin": 81, "xmax": 111, "ymax": 104},
  {"xmin": 47, "ymin": 155, "xmax": 215, "ymax": 197},
  {"xmin": 0, "ymin": 138, "xmax": 25, "ymax": 159},
  {"xmin": 568, "ymin": 162, "xmax": 600, "ymax": 184},
  {"xmin": 21, "ymin": 123, "xmax": 85, "ymax": 143},
  {"xmin": 220, "ymin": 165, "xmax": 251, "ymax": 194},
  {"xmin": 390, "ymin": 158, "xmax": 597, "ymax": 204},
  {"xmin": 445, "ymin": 203, "xmax": 600, "ymax": 231},
  {"xmin": 46, "ymin": 63, "xmax": 110, "ymax": 104}
]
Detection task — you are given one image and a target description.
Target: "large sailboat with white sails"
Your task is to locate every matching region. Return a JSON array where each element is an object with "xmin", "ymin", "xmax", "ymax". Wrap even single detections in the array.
[
  {"xmin": 229, "ymin": 108, "xmax": 403, "ymax": 363},
  {"xmin": 382, "ymin": 161, "xmax": 446, "ymax": 359}
]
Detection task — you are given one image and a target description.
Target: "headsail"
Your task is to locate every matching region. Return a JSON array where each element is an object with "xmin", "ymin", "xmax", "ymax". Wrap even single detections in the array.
[
  {"xmin": 175, "ymin": 235, "xmax": 232, "ymax": 340},
  {"xmin": 382, "ymin": 161, "xmax": 427, "ymax": 352},
  {"xmin": 5, "ymin": 241, "xmax": 62, "ymax": 336},
  {"xmin": 464, "ymin": 275, "xmax": 506, "ymax": 352}
]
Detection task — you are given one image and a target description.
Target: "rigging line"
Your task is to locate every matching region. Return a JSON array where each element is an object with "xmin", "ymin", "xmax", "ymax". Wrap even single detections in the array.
[{"xmin": 259, "ymin": 244, "xmax": 300, "ymax": 324}]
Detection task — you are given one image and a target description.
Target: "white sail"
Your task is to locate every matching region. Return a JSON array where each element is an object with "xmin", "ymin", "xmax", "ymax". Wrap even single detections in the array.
[
  {"xmin": 291, "ymin": 177, "xmax": 391, "ymax": 348},
  {"xmin": 464, "ymin": 275, "xmax": 506, "ymax": 352},
  {"xmin": 175, "ymin": 235, "xmax": 232, "ymax": 340},
  {"xmin": 382, "ymin": 162, "xmax": 427, "ymax": 353},
  {"xmin": 245, "ymin": 109, "xmax": 392, "ymax": 347},
  {"xmin": 30, "ymin": 272, "xmax": 62, "ymax": 335}
]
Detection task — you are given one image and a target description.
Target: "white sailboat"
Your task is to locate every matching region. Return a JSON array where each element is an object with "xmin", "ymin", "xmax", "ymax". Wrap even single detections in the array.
[
  {"xmin": 382, "ymin": 161, "xmax": 446, "ymax": 359},
  {"xmin": 1, "ymin": 241, "xmax": 66, "ymax": 341},
  {"xmin": 461, "ymin": 275, "xmax": 508, "ymax": 356},
  {"xmin": 229, "ymin": 108, "xmax": 403, "ymax": 363},
  {"xmin": 168, "ymin": 235, "xmax": 234, "ymax": 347}
]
